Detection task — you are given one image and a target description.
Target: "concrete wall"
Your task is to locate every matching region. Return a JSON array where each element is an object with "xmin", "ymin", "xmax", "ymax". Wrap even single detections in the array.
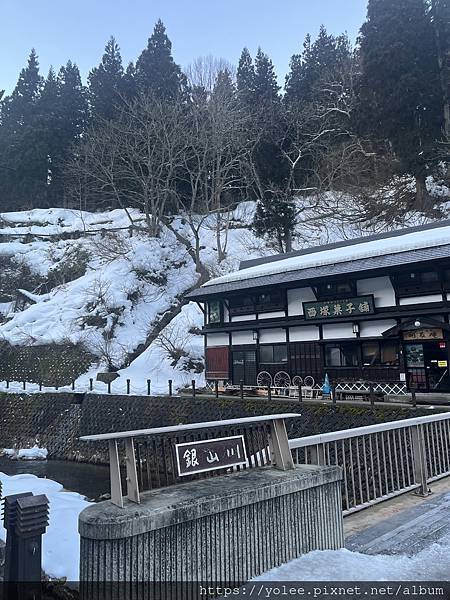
[
  {"xmin": 79, "ymin": 465, "xmax": 343, "ymax": 592},
  {"xmin": 0, "ymin": 392, "xmax": 441, "ymax": 465}
]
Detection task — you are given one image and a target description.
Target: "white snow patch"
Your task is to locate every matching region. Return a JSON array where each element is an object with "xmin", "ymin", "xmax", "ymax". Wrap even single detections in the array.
[
  {"xmin": 256, "ymin": 534, "xmax": 450, "ymax": 582},
  {"xmin": 0, "ymin": 472, "xmax": 90, "ymax": 581}
]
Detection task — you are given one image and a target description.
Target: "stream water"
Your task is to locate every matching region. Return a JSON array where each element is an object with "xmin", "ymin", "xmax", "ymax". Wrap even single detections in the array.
[{"xmin": 0, "ymin": 457, "xmax": 110, "ymax": 500}]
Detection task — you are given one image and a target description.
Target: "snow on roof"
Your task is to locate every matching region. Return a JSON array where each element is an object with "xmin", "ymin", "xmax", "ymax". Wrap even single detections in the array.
[{"xmin": 204, "ymin": 222, "xmax": 450, "ymax": 288}]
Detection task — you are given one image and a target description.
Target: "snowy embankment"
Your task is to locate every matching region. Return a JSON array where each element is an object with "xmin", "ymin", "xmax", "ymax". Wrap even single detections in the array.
[
  {"xmin": 0, "ymin": 204, "xmax": 258, "ymax": 394},
  {"xmin": 0, "ymin": 472, "xmax": 90, "ymax": 581}
]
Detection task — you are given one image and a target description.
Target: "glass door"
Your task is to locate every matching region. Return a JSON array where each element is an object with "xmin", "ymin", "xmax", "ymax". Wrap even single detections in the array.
[
  {"xmin": 232, "ymin": 350, "xmax": 257, "ymax": 385},
  {"xmin": 405, "ymin": 343, "xmax": 427, "ymax": 390}
]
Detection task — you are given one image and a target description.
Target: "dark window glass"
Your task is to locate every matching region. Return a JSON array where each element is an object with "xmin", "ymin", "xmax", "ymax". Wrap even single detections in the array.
[
  {"xmin": 228, "ymin": 296, "xmax": 254, "ymax": 315},
  {"xmin": 394, "ymin": 270, "xmax": 440, "ymax": 296},
  {"xmin": 362, "ymin": 341, "xmax": 399, "ymax": 366},
  {"xmin": 325, "ymin": 344, "xmax": 342, "ymax": 366},
  {"xmin": 362, "ymin": 341, "xmax": 380, "ymax": 366},
  {"xmin": 325, "ymin": 343, "xmax": 358, "ymax": 367},
  {"xmin": 208, "ymin": 301, "xmax": 221, "ymax": 324},
  {"xmin": 316, "ymin": 281, "xmax": 354, "ymax": 299},
  {"xmin": 259, "ymin": 345, "xmax": 273, "ymax": 363},
  {"xmin": 259, "ymin": 344, "xmax": 287, "ymax": 364},
  {"xmin": 255, "ymin": 290, "xmax": 284, "ymax": 312}
]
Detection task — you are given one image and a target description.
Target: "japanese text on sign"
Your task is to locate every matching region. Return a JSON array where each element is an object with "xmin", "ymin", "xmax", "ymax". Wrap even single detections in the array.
[
  {"xmin": 303, "ymin": 296, "xmax": 375, "ymax": 320},
  {"xmin": 175, "ymin": 435, "xmax": 248, "ymax": 477}
]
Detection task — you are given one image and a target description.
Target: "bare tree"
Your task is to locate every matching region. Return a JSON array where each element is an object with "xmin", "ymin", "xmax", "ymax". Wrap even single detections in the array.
[
  {"xmin": 67, "ymin": 95, "xmax": 187, "ymax": 236},
  {"xmin": 185, "ymin": 55, "xmax": 235, "ymax": 93}
]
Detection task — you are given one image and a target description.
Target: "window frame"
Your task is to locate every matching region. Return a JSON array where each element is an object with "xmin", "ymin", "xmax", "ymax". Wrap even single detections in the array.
[{"xmin": 259, "ymin": 344, "xmax": 288, "ymax": 364}]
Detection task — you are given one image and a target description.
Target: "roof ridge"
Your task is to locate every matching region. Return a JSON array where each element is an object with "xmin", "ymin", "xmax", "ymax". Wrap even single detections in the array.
[{"xmin": 239, "ymin": 219, "xmax": 450, "ymax": 271}]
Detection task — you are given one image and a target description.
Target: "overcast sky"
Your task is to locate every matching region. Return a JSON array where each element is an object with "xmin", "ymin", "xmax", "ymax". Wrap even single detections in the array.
[{"xmin": 1, "ymin": 0, "xmax": 368, "ymax": 94}]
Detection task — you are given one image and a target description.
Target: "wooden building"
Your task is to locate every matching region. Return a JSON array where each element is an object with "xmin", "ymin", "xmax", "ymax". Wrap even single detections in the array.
[{"xmin": 187, "ymin": 220, "xmax": 450, "ymax": 393}]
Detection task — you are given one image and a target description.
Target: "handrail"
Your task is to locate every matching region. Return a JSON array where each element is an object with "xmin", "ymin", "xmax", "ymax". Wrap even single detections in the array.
[
  {"xmin": 80, "ymin": 413, "xmax": 300, "ymax": 507},
  {"xmin": 80, "ymin": 413, "xmax": 301, "ymax": 442},
  {"xmin": 289, "ymin": 410, "xmax": 450, "ymax": 448},
  {"xmin": 289, "ymin": 409, "xmax": 450, "ymax": 515}
]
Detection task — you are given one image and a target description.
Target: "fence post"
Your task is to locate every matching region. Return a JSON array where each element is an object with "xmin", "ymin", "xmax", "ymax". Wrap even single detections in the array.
[
  {"xmin": 192, "ymin": 380, "xmax": 196, "ymax": 398},
  {"xmin": 369, "ymin": 382, "xmax": 375, "ymax": 406},
  {"xmin": 332, "ymin": 384, "xmax": 336, "ymax": 404},
  {"xmin": 107, "ymin": 381, "xmax": 111, "ymax": 394},
  {"xmin": 6, "ymin": 380, "xmax": 9, "ymax": 389},
  {"xmin": 126, "ymin": 379, "xmax": 130, "ymax": 395},
  {"xmin": 168, "ymin": 379, "xmax": 173, "ymax": 396},
  {"xmin": 89, "ymin": 378, "xmax": 93, "ymax": 392},
  {"xmin": 298, "ymin": 383, "xmax": 302, "ymax": 403},
  {"xmin": 268, "ymin": 383, "xmax": 272, "ymax": 401},
  {"xmin": 23, "ymin": 381, "xmax": 26, "ymax": 390},
  {"xmin": 147, "ymin": 379, "xmax": 151, "ymax": 396},
  {"xmin": 411, "ymin": 424, "xmax": 430, "ymax": 496},
  {"xmin": 240, "ymin": 379, "xmax": 244, "ymax": 399},
  {"xmin": 71, "ymin": 380, "xmax": 75, "ymax": 391},
  {"xmin": 39, "ymin": 381, "xmax": 42, "ymax": 391},
  {"xmin": 214, "ymin": 380, "xmax": 219, "ymax": 398}
]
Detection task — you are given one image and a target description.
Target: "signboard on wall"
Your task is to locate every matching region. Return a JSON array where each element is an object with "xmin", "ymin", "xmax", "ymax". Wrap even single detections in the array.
[
  {"xmin": 175, "ymin": 435, "xmax": 248, "ymax": 476},
  {"xmin": 403, "ymin": 328, "xmax": 443, "ymax": 341},
  {"xmin": 303, "ymin": 296, "xmax": 375, "ymax": 320}
]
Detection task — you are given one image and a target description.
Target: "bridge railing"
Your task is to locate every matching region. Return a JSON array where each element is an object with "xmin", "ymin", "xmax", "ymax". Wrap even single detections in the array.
[
  {"xmin": 80, "ymin": 413, "xmax": 299, "ymax": 507},
  {"xmin": 289, "ymin": 411, "xmax": 450, "ymax": 515}
]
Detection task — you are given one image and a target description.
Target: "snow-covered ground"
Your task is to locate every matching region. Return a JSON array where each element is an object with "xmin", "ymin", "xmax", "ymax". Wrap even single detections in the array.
[
  {"xmin": 0, "ymin": 472, "xmax": 90, "ymax": 581},
  {"xmin": 256, "ymin": 533, "xmax": 450, "ymax": 581}
]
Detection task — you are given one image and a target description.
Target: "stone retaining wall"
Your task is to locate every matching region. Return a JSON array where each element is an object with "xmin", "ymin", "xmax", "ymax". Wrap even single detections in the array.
[{"xmin": 0, "ymin": 392, "xmax": 444, "ymax": 464}]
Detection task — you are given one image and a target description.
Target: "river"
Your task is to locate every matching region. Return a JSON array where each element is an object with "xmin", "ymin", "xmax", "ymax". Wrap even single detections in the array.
[{"xmin": 0, "ymin": 457, "xmax": 110, "ymax": 500}]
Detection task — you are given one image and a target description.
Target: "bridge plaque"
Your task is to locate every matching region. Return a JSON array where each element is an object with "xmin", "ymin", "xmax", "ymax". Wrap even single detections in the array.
[{"xmin": 175, "ymin": 435, "xmax": 248, "ymax": 476}]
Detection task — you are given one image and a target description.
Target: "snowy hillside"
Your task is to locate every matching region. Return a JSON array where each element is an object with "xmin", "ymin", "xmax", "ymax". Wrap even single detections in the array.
[
  {"xmin": 0, "ymin": 186, "xmax": 448, "ymax": 395},
  {"xmin": 0, "ymin": 205, "xmax": 261, "ymax": 393}
]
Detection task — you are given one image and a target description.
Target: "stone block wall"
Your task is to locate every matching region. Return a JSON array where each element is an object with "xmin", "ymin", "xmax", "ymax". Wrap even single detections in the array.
[{"xmin": 0, "ymin": 391, "xmax": 442, "ymax": 464}]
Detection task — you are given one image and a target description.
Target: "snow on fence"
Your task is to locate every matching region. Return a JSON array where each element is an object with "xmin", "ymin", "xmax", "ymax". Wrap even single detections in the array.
[{"xmin": 289, "ymin": 411, "xmax": 450, "ymax": 515}]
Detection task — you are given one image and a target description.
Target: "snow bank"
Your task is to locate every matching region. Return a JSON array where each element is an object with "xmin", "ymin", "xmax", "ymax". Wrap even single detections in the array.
[
  {"xmin": 18, "ymin": 446, "xmax": 48, "ymax": 460},
  {"xmin": 256, "ymin": 534, "xmax": 450, "ymax": 582},
  {"xmin": 0, "ymin": 472, "xmax": 90, "ymax": 581}
]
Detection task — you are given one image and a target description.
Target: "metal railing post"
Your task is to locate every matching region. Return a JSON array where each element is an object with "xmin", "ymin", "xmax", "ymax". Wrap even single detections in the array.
[
  {"xmin": 298, "ymin": 383, "xmax": 302, "ymax": 403},
  {"xmin": 268, "ymin": 418, "xmax": 294, "ymax": 470},
  {"xmin": 309, "ymin": 444, "xmax": 326, "ymax": 466},
  {"xmin": 369, "ymin": 382, "xmax": 375, "ymax": 406},
  {"xmin": 108, "ymin": 440, "xmax": 123, "ymax": 508},
  {"xmin": 215, "ymin": 380, "xmax": 219, "ymax": 398},
  {"xmin": 411, "ymin": 424, "xmax": 430, "ymax": 496},
  {"xmin": 125, "ymin": 437, "xmax": 140, "ymax": 504},
  {"xmin": 168, "ymin": 379, "xmax": 173, "ymax": 396},
  {"xmin": 240, "ymin": 380, "xmax": 244, "ymax": 399}
]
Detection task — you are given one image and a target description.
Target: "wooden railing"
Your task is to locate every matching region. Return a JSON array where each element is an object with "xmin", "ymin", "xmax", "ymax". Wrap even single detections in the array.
[
  {"xmin": 80, "ymin": 413, "xmax": 299, "ymax": 507},
  {"xmin": 289, "ymin": 411, "xmax": 450, "ymax": 515}
]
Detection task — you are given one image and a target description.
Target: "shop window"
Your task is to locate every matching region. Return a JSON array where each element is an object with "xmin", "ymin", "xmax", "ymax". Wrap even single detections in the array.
[
  {"xmin": 255, "ymin": 290, "xmax": 284, "ymax": 313},
  {"xmin": 316, "ymin": 281, "xmax": 355, "ymax": 300},
  {"xmin": 362, "ymin": 341, "xmax": 399, "ymax": 366},
  {"xmin": 208, "ymin": 300, "xmax": 221, "ymax": 324},
  {"xmin": 324, "ymin": 343, "xmax": 358, "ymax": 367},
  {"xmin": 228, "ymin": 295, "xmax": 254, "ymax": 316},
  {"xmin": 393, "ymin": 270, "xmax": 440, "ymax": 296},
  {"xmin": 259, "ymin": 344, "xmax": 288, "ymax": 364}
]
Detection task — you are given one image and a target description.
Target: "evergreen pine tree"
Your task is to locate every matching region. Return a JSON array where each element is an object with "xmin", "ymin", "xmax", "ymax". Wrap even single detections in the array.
[
  {"xmin": 359, "ymin": 0, "xmax": 443, "ymax": 207},
  {"xmin": 253, "ymin": 48, "xmax": 280, "ymax": 108},
  {"xmin": 88, "ymin": 37, "xmax": 125, "ymax": 121},
  {"xmin": 236, "ymin": 48, "xmax": 255, "ymax": 106},
  {"xmin": 0, "ymin": 49, "xmax": 46, "ymax": 209},
  {"xmin": 135, "ymin": 19, "xmax": 186, "ymax": 100}
]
